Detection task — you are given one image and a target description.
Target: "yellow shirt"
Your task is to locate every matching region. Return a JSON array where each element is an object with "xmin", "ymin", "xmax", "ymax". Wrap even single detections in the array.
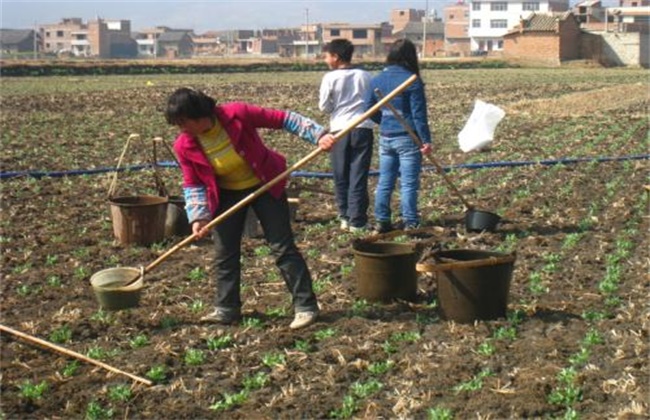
[{"xmin": 197, "ymin": 121, "xmax": 261, "ymax": 190}]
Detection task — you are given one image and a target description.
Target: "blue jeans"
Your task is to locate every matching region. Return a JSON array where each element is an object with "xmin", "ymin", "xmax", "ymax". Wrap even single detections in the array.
[{"xmin": 374, "ymin": 135, "xmax": 422, "ymax": 226}]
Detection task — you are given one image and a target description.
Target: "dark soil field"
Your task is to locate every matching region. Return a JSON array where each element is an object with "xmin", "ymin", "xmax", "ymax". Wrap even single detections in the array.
[{"xmin": 1, "ymin": 68, "xmax": 648, "ymax": 419}]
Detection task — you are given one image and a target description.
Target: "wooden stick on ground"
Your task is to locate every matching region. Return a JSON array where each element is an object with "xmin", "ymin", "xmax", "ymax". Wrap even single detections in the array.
[{"xmin": 0, "ymin": 323, "xmax": 153, "ymax": 386}]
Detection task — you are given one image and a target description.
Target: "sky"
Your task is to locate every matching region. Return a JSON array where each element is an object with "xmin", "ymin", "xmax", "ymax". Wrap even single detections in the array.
[{"xmin": 1, "ymin": 0, "xmax": 448, "ymax": 33}]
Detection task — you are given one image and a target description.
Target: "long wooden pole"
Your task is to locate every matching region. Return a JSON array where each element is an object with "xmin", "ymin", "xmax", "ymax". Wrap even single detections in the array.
[
  {"xmin": 122, "ymin": 74, "xmax": 418, "ymax": 285},
  {"xmin": 374, "ymin": 88, "xmax": 475, "ymax": 210},
  {"xmin": 0, "ymin": 324, "xmax": 153, "ymax": 386}
]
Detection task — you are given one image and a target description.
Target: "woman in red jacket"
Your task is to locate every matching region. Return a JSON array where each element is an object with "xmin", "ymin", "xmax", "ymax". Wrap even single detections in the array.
[{"xmin": 165, "ymin": 88, "xmax": 335, "ymax": 329}]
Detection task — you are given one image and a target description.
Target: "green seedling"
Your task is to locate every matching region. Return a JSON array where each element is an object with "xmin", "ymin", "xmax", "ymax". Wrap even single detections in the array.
[
  {"xmin": 548, "ymin": 384, "xmax": 582, "ymax": 407},
  {"xmin": 261, "ymin": 351, "xmax": 286, "ymax": 368},
  {"xmin": 206, "ymin": 335, "xmax": 233, "ymax": 351},
  {"xmin": 313, "ymin": 328, "xmax": 336, "ymax": 341},
  {"xmin": 90, "ymin": 309, "xmax": 113, "ymax": 324},
  {"xmin": 108, "ymin": 384, "xmax": 132, "ymax": 402},
  {"xmin": 581, "ymin": 310, "xmax": 608, "ymax": 322},
  {"xmin": 73, "ymin": 266, "xmax": 90, "ymax": 280},
  {"xmin": 45, "ymin": 254, "xmax": 58, "ymax": 266},
  {"xmin": 563, "ymin": 407, "xmax": 579, "ymax": 420},
  {"xmin": 188, "ymin": 299, "xmax": 205, "ymax": 313},
  {"xmin": 428, "ymin": 406, "xmax": 454, "ymax": 420},
  {"xmin": 557, "ymin": 367, "xmax": 577, "ymax": 384},
  {"xmin": 562, "ymin": 233, "xmax": 581, "ymax": 249},
  {"xmin": 209, "ymin": 390, "xmax": 249, "ymax": 411},
  {"xmin": 146, "ymin": 365, "xmax": 167, "ymax": 383},
  {"xmin": 12, "ymin": 262, "xmax": 33, "ymax": 275},
  {"xmin": 391, "ymin": 331, "xmax": 421, "ymax": 343},
  {"xmin": 329, "ymin": 394, "xmax": 357, "ymax": 419},
  {"xmin": 582, "ymin": 329, "xmax": 604, "ymax": 347},
  {"xmin": 184, "ymin": 348, "xmax": 205, "ymax": 366},
  {"xmin": 351, "ymin": 379, "xmax": 383, "ymax": 398},
  {"xmin": 187, "ymin": 267, "xmax": 207, "ymax": 282},
  {"xmin": 568, "ymin": 347, "xmax": 590, "ymax": 367},
  {"xmin": 47, "ymin": 275, "xmax": 62, "ymax": 287},
  {"xmin": 129, "ymin": 334, "xmax": 149, "ymax": 349},
  {"xmin": 242, "ymin": 372, "xmax": 270, "ymax": 391},
  {"xmin": 61, "ymin": 360, "xmax": 80, "ymax": 378},
  {"xmin": 340, "ymin": 264, "xmax": 353, "ymax": 277},
  {"xmin": 49, "ymin": 325, "xmax": 72, "ymax": 344},
  {"xmin": 312, "ymin": 276, "xmax": 332, "ymax": 294},
  {"xmin": 86, "ymin": 346, "xmax": 118, "ymax": 361},
  {"xmin": 349, "ymin": 299, "xmax": 369, "ymax": 317},
  {"xmin": 19, "ymin": 380, "xmax": 48, "ymax": 400},
  {"xmin": 293, "ymin": 339, "xmax": 313, "ymax": 353},
  {"xmin": 382, "ymin": 340, "xmax": 398, "ymax": 355},
  {"xmin": 493, "ymin": 325, "xmax": 517, "ymax": 340},
  {"xmin": 368, "ymin": 359, "xmax": 394, "ymax": 376},
  {"xmin": 266, "ymin": 306, "xmax": 288, "ymax": 318},
  {"xmin": 528, "ymin": 272, "xmax": 548, "ymax": 295},
  {"xmin": 453, "ymin": 368, "xmax": 493, "ymax": 393},
  {"xmin": 85, "ymin": 400, "xmax": 114, "ymax": 420},
  {"xmin": 254, "ymin": 245, "xmax": 272, "ymax": 257},
  {"xmin": 242, "ymin": 317, "xmax": 263, "ymax": 329},
  {"xmin": 476, "ymin": 341, "xmax": 496, "ymax": 357}
]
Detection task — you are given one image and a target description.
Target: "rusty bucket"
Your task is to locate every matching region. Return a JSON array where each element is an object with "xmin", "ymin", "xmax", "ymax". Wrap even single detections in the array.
[{"xmin": 109, "ymin": 195, "xmax": 168, "ymax": 246}]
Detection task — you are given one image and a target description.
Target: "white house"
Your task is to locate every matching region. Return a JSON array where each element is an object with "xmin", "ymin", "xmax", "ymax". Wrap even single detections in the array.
[{"xmin": 468, "ymin": 0, "xmax": 569, "ymax": 53}]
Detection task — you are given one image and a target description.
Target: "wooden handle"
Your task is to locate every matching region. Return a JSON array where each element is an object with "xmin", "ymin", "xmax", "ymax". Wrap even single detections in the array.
[
  {"xmin": 416, "ymin": 254, "xmax": 516, "ymax": 272},
  {"xmin": 373, "ymin": 88, "xmax": 475, "ymax": 211},
  {"xmin": 122, "ymin": 75, "xmax": 420, "ymax": 284},
  {"xmin": 0, "ymin": 324, "xmax": 153, "ymax": 386}
]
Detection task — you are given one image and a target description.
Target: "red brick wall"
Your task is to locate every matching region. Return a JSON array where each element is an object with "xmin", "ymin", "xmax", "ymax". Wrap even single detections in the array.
[
  {"xmin": 503, "ymin": 33, "xmax": 561, "ymax": 65},
  {"xmin": 559, "ymin": 18, "xmax": 581, "ymax": 60}
]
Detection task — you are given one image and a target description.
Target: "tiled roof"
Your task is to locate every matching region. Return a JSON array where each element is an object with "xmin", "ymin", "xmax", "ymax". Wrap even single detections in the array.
[
  {"xmin": 157, "ymin": 31, "xmax": 190, "ymax": 42},
  {"xmin": 506, "ymin": 12, "xmax": 573, "ymax": 34},
  {"xmin": 0, "ymin": 29, "xmax": 33, "ymax": 45}
]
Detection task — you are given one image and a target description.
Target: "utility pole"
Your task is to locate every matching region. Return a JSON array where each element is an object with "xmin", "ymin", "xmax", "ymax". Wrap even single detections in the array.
[
  {"xmin": 305, "ymin": 8, "xmax": 310, "ymax": 58},
  {"xmin": 422, "ymin": 0, "xmax": 428, "ymax": 58},
  {"xmin": 33, "ymin": 21, "xmax": 38, "ymax": 59}
]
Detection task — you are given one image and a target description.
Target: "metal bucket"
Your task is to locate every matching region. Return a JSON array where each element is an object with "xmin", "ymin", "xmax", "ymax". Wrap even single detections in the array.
[
  {"xmin": 109, "ymin": 195, "xmax": 168, "ymax": 246},
  {"xmin": 352, "ymin": 242, "xmax": 417, "ymax": 302},
  {"xmin": 434, "ymin": 249, "xmax": 515, "ymax": 323},
  {"xmin": 90, "ymin": 267, "xmax": 143, "ymax": 310}
]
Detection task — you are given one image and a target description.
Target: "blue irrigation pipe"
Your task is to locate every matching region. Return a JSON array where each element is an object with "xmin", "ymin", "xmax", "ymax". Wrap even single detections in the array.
[{"xmin": 1, "ymin": 154, "xmax": 648, "ymax": 181}]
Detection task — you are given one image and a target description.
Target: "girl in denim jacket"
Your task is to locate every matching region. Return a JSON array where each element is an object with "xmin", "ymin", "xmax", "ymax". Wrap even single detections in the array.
[{"xmin": 365, "ymin": 39, "xmax": 433, "ymax": 233}]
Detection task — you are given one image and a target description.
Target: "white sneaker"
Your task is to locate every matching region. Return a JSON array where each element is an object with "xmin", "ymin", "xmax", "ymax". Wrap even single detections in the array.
[
  {"xmin": 349, "ymin": 224, "xmax": 368, "ymax": 233},
  {"xmin": 290, "ymin": 310, "xmax": 319, "ymax": 329},
  {"xmin": 340, "ymin": 219, "xmax": 349, "ymax": 230}
]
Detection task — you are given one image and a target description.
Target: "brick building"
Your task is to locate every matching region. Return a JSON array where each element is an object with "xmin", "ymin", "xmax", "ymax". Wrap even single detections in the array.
[
  {"xmin": 444, "ymin": 1, "xmax": 471, "ymax": 55},
  {"xmin": 502, "ymin": 11, "xmax": 581, "ymax": 65}
]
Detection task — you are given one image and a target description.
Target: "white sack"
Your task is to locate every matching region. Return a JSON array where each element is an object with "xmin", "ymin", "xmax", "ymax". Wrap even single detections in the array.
[{"xmin": 457, "ymin": 99, "xmax": 506, "ymax": 153}]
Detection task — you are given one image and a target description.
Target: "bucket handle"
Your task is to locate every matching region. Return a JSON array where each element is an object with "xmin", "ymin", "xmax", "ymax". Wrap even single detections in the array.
[
  {"xmin": 416, "ymin": 253, "xmax": 516, "ymax": 272},
  {"xmin": 107, "ymin": 135, "xmax": 174, "ymax": 199}
]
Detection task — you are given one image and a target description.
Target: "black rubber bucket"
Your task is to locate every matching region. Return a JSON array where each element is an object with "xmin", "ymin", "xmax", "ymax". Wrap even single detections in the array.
[
  {"xmin": 352, "ymin": 242, "xmax": 417, "ymax": 302},
  {"xmin": 165, "ymin": 195, "xmax": 191, "ymax": 238},
  {"xmin": 465, "ymin": 209, "xmax": 501, "ymax": 232},
  {"xmin": 434, "ymin": 249, "xmax": 515, "ymax": 323}
]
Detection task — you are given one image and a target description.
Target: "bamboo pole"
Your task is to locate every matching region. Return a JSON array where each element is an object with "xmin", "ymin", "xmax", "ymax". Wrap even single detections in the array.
[{"xmin": 0, "ymin": 324, "xmax": 153, "ymax": 386}]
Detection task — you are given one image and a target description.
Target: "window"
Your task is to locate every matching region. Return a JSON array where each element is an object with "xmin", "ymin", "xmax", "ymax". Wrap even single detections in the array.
[
  {"xmin": 491, "ymin": 2, "xmax": 508, "ymax": 11},
  {"xmin": 472, "ymin": 2, "xmax": 481, "ymax": 11},
  {"xmin": 522, "ymin": 2, "xmax": 540, "ymax": 11},
  {"xmin": 450, "ymin": 14, "xmax": 455, "ymax": 19},
  {"xmin": 330, "ymin": 29, "xmax": 340, "ymax": 36},
  {"xmin": 490, "ymin": 19, "xmax": 508, "ymax": 28},
  {"xmin": 472, "ymin": 19, "xmax": 481, "ymax": 28},
  {"xmin": 352, "ymin": 29, "xmax": 367, "ymax": 39},
  {"xmin": 497, "ymin": 40, "xmax": 504, "ymax": 49},
  {"xmin": 56, "ymin": 30, "xmax": 64, "ymax": 37}
]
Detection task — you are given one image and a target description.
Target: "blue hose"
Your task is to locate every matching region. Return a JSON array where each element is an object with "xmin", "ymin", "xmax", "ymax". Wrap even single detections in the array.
[{"xmin": 1, "ymin": 154, "xmax": 648, "ymax": 180}]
